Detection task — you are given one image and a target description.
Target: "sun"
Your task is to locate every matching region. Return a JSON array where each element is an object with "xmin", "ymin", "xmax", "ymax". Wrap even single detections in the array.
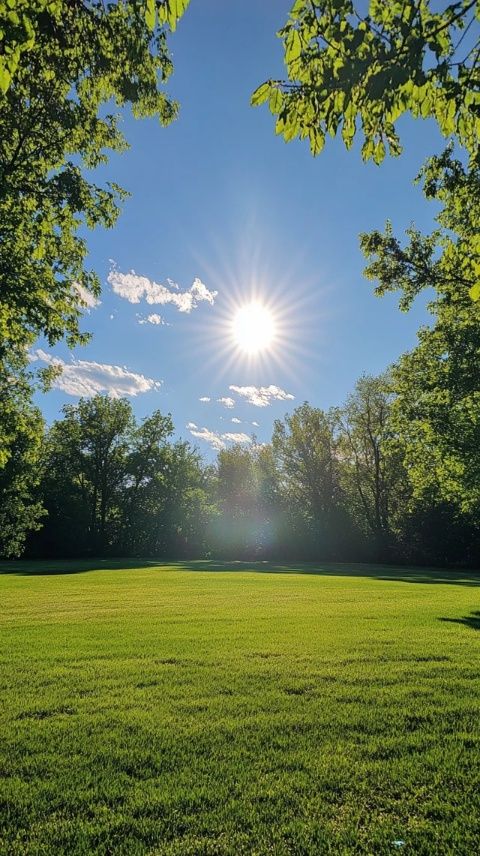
[{"xmin": 232, "ymin": 302, "xmax": 275, "ymax": 354}]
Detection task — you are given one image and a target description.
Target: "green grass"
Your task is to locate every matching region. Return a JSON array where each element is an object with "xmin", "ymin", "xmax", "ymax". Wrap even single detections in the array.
[{"xmin": 1, "ymin": 560, "xmax": 479, "ymax": 855}]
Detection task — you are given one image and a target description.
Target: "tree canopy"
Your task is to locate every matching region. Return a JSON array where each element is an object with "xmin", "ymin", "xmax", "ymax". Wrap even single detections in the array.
[
  {"xmin": 0, "ymin": 0, "xmax": 190, "ymax": 357},
  {"xmin": 33, "ymin": 395, "xmax": 213, "ymax": 559},
  {"xmin": 253, "ymin": 0, "xmax": 480, "ymax": 163},
  {"xmin": 359, "ymin": 152, "xmax": 480, "ymax": 511}
]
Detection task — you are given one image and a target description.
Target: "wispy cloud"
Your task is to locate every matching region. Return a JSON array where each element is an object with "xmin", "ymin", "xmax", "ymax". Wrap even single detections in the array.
[
  {"xmin": 231, "ymin": 417, "xmax": 241, "ymax": 424},
  {"xmin": 187, "ymin": 423, "xmax": 251, "ymax": 451},
  {"xmin": 137, "ymin": 313, "xmax": 168, "ymax": 326},
  {"xmin": 252, "ymin": 421, "xmax": 259, "ymax": 427},
  {"xmin": 199, "ymin": 396, "xmax": 211, "ymax": 403},
  {"xmin": 187, "ymin": 425, "xmax": 225, "ymax": 451},
  {"xmin": 74, "ymin": 282, "xmax": 100, "ymax": 310},
  {"xmin": 217, "ymin": 396, "xmax": 235, "ymax": 409},
  {"xmin": 31, "ymin": 349, "xmax": 161, "ymax": 398},
  {"xmin": 108, "ymin": 269, "xmax": 217, "ymax": 313},
  {"xmin": 223, "ymin": 432, "xmax": 251, "ymax": 444},
  {"xmin": 229, "ymin": 384, "xmax": 294, "ymax": 407}
]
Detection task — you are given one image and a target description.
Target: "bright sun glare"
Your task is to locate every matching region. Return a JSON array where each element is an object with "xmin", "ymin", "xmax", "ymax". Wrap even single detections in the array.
[{"xmin": 233, "ymin": 303, "xmax": 275, "ymax": 354}]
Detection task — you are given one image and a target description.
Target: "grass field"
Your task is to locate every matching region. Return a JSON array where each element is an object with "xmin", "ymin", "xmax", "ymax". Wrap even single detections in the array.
[{"xmin": 0, "ymin": 560, "xmax": 479, "ymax": 855}]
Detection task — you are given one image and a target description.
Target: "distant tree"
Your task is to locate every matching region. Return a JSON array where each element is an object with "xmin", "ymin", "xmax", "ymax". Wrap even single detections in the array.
[
  {"xmin": 119, "ymin": 410, "xmax": 174, "ymax": 554},
  {"xmin": 120, "ymin": 423, "xmax": 214, "ymax": 558},
  {"xmin": 253, "ymin": 0, "xmax": 479, "ymax": 163},
  {"xmin": 21, "ymin": 386, "xmax": 480, "ymax": 565},
  {"xmin": 217, "ymin": 444, "xmax": 256, "ymax": 510},
  {"xmin": 214, "ymin": 442, "xmax": 281, "ymax": 558},
  {"xmin": 0, "ymin": 353, "xmax": 45, "ymax": 557},
  {"xmin": 41, "ymin": 396, "xmax": 133, "ymax": 555},
  {"xmin": 398, "ymin": 497, "xmax": 480, "ymax": 565},
  {"xmin": 335, "ymin": 373, "xmax": 406, "ymax": 557},
  {"xmin": 272, "ymin": 403, "xmax": 351, "ymax": 557},
  {"xmin": 31, "ymin": 397, "xmax": 215, "ymax": 559},
  {"xmin": 273, "ymin": 404, "xmax": 340, "ymax": 512},
  {"xmin": 216, "ymin": 443, "xmax": 259, "ymax": 557},
  {"xmin": 160, "ymin": 441, "xmax": 216, "ymax": 557},
  {"xmin": 0, "ymin": 0, "xmax": 190, "ymax": 360}
]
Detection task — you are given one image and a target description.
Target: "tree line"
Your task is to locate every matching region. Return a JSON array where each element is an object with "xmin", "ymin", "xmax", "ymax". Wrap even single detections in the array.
[{"xmin": 1, "ymin": 370, "xmax": 477, "ymax": 565}]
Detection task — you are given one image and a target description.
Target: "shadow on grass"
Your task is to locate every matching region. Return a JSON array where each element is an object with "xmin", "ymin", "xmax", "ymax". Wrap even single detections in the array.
[
  {"xmin": 0, "ymin": 558, "xmax": 160, "ymax": 576},
  {"xmin": 440, "ymin": 611, "xmax": 480, "ymax": 630},
  {"xmin": 176, "ymin": 560, "xmax": 480, "ymax": 587},
  {"xmin": 0, "ymin": 558, "xmax": 479, "ymax": 586}
]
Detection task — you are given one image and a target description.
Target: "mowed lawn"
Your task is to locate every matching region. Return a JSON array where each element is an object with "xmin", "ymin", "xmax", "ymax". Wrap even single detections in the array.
[{"xmin": 1, "ymin": 562, "xmax": 479, "ymax": 855}]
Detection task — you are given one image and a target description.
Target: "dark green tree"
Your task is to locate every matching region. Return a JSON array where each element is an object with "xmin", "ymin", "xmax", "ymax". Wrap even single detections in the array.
[
  {"xmin": 32, "ymin": 397, "xmax": 214, "ymax": 558},
  {"xmin": 272, "ymin": 403, "xmax": 351, "ymax": 557},
  {"xmin": 119, "ymin": 410, "xmax": 174, "ymax": 554},
  {"xmin": 335, "ymin": 373, "xmax": 406, "ymax": 557},
  {"xmin": 0, "ymin": 353, "xmax": 45, "ymax": 558},
  {"xmin": 160, "ymin": 441, "xmax": 216, "ymax": 557},
  {"xmin": 363, "ymin": 154, "xmax": 480, "ymax": 512},
  {"xmin": 41, "ymin": 396, "xmax": 133, "ymax": 555}
]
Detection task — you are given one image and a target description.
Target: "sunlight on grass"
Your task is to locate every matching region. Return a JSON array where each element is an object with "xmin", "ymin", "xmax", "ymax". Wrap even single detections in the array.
[{"xmin": 1, "ymin": 562, "xmax": 479, "ymax": 854}]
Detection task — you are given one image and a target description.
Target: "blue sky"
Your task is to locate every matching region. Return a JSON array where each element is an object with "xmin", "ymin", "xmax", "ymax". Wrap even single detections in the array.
[{"xmin": 34, "ymin": 0, "xmax": 445, "ymax": 457}]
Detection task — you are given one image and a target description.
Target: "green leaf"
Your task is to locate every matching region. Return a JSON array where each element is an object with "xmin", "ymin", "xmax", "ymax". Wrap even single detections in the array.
[
  {"xmin": 290, "ymin": 0, "xmax": 305, "ymax": 18},
  {"xmin": 361, "ymin": 138, "xmax": 375, "ymax": 161},
  {"xmin": 158, "ymin": 0, "xmax": 190, "ymax": 31},
  {"xmin": 269, "ymin": 87, "xmax": 283, "ymax": 114},
  {"xmin": 309, "ymin": 128, "xmax": 324, "ymax": 156},
  {"xmin": 469, "ymin": 281, "xmax": 480, "ymax": 301},
  {"xmin": 284, "ymin": 115, "xmax": 299, "ymax": 141},
  {"xmin": 373, "ymin": 138, "xmax": 386, "ymax": 164},
  {"xmin": 286, "ymin": 29, "xmax": 302, "ymax": 63},
  {"xmin": 145, "ymin": 0, "xmax": 155, "ymax": 30},
  {"xmin": 0, "ymin": 62, "xmax": 11, "ymax": 94},
  {"xmin": 251, "ymin": 82, "xmax": 271, "ymax": 107}
]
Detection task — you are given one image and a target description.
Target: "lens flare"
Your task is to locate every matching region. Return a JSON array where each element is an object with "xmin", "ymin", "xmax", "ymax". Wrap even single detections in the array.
[{"xmin": 232, "ymin": 303, "xmax": 275, "ymax": 354}]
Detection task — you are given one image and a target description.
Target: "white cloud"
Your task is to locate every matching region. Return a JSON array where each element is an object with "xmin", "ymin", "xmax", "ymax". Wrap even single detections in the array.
[
  {"xmin": 187, "ymin": 423, "xmax": 252, "ymax": 451},
  {"xmin": 231, "ymin": 417, "xmax": 241, "ymax": 424},
  {"xmin": 218, "ymin": 396, "xmax": 235, "ymax": 409},
  {"xmin": 74, "ymin": 282, "xmax": 100, "ymax": 310},
  {"xmin": 223, "ymin": 432, "xmax": 251, "ymax": 444},
  {"xmin": 252, "ymin": 421, "xmax": 259, "ymax": 427},
  {"xmin": 31, "ymin": 349, "xmax": 161, "ymax": 399},
  {"xmin": 137, "ymin": 313, "xmax": 168, "ymax": 326},
  {"xmin": 108, "ymin": 269, "xmax": 217, "ymax": 313},
  {"xmin": 187, "ymin": 425, "xmax": 226, "ymax": 451},
  {"xmin": 199, "ymin": 396, "xmax": 211, "ymax": 403},
  {"xmin": 229, "ymin": 384, "xmax": 294, "ymax": 407}
]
